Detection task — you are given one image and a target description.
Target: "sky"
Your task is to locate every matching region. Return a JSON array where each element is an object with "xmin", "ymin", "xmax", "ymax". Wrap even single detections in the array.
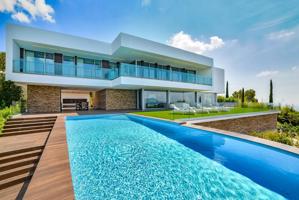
[{"xmin": 0, "ymin": 0, "xmax": 299, "ymax": 106}]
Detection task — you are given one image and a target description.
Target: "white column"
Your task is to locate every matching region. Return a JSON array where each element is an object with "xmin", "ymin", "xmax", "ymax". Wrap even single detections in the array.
[
  {"xmin": 141, "ymin": 88, "xmax": 145, "ymax": 110},
  {"xmin": 167, "ymin": 90, "xmax": 170, "ymax": 107}
]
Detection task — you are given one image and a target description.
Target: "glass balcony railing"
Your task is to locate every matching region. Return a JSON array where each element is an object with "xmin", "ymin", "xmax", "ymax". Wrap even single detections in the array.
[
  {"xmin": 119, "ymin": 63, "xmax": 212, "ymax": 85},
  {"xmin": 13, "ymin": 59, "xmax": 212, "ymax": 86}
]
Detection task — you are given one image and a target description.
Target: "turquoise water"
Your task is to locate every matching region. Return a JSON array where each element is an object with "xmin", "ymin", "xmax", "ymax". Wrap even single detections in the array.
[{"xmin": 65, "ymin": 115, "xmax": 285, "ymax": 200}]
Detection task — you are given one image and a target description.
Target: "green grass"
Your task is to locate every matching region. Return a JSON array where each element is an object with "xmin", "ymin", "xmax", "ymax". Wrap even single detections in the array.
[{"xmin": 133, "ymin": 107, "xmax": 271, "ymax": 120}]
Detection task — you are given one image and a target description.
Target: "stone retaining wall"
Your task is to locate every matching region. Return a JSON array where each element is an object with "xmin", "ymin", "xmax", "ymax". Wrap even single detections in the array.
[
  {"xmin": 27, "ymin": 85, "xmax": 61, "ymax": 113},
  {"xmin": 195, "ymin": 113, "xmax": 278, "ymax": 134}
]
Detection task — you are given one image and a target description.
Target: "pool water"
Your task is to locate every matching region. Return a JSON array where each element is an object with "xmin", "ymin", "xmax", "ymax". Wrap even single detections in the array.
[{"xmin": 65, "ymin": 114, "xmax": 299, "ymax": 200}]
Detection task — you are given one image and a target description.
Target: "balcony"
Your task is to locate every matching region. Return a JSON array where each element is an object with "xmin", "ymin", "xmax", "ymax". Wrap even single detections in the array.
[{"xmin": 13, "ymin": 59, "xmax": 212, "ymax": 86}]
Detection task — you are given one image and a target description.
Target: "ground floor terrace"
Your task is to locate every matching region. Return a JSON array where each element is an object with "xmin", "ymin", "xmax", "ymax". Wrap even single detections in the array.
[
  {"xmin": 0, "ymin": 111, "xmax": 298, "ymax": 199},
  {"xmin": 24, "ymin": 85, "xmax": 217, "ymax": 113}
]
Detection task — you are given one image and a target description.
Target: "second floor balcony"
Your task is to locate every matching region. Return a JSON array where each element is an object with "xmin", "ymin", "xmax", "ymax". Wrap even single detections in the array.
[{"xmin": 12, "ymin": 59, "xmax": 213, "ymax": 86}]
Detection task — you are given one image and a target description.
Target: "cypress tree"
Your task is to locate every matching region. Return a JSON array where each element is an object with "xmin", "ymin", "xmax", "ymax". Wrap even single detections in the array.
[
  {"xmin": 241, "ymin": 88, "xmax": 245, "ymax": 105},
  {"xmin": 225, "ymin": 81, "xmax": 229, "ymax": 98},
  {"xmin": 269, "ymin": 79, "xmax": 273, "ymax": 103}
]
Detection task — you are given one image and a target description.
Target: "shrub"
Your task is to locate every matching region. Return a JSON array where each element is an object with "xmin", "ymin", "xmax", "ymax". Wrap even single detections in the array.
[
  {"xmin": 0, "ymin": 104, "xmax": 20, "ymax": 133},
  {"xmin": 250, "ymin": 131, "xmax": 294, "ymax": 146},
  {"xmin": 278, "ymin": 106, "xmax": 299, "ymax": 126}
]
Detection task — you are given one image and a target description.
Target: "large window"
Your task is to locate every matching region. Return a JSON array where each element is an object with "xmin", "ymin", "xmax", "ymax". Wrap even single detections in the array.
[
  {"xmin": 144, "ymin": 90, "xmax": 167, "ymax": 109},
  {"xmin": 198, "ymin": 93, "xmax": 216, "ymax": 106},
  {"xmin": 170, "ymin": 91, "xmax": 195, "ymax": 106}
]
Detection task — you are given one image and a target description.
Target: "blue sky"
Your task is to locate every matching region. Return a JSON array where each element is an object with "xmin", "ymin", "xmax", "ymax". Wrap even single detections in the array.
[{"xmin": 1, "ymin": 0, "xmax": 299, "ymax": 105}]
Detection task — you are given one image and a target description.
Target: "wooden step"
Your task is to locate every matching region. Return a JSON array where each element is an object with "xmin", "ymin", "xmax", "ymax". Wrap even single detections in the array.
[
  {"xmin": 0, "ymin": 182, "xmax": 25, "ymax": 199},
  {"xmin": 3, "ymin": 124, "xmax": 54, "ymax": 133},
  {"xmin": 4, "ymin": 121, "xmax": 55, "ymax": 129},
  {"xmin": 0, "ymin": 156, "xmax": 39, "ymax": 172},
  {"xmin": 6, "ymin": 118, "xmax": 56, "ymax": 125},
  {"xmin": 0, "ymin": 146, "xmax": 43, "ymax": 158},
  {"xmin": 0, "ymin": 172, "xmax": 33, "ymax": 190},
  {"xmin": 0, "ymin": 129, "xmax": 51, "ymax": 137},
  {"xmin": 8, "ymin": 116, "xmax": 57, "ymax": 121},
  {"xmin": 0, "ymin": 163, "xmax": 36, "ymax": 180},
  {"xmin": 0, "ymin": 149, "xmax": 42, "ymax": 164}
]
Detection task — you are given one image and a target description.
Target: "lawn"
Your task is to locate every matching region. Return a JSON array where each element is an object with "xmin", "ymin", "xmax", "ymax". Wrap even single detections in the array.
[{"xmin": 133, "ymin": 107, "xmax": 271, "ymax": 120}]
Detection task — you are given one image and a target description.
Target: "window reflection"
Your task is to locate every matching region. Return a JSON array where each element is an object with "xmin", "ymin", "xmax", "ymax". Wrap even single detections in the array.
[{"xmin": 144, "ymin": 90, "xmax": 167, "ymax": 109}]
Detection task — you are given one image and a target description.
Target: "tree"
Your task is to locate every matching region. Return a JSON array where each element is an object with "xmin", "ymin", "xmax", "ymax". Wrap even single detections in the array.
[
  {"xmin": 232, "ymin": 90, "xmax": 242, "ymax": 99},
  {"xmin": 269, "ymin": 79, "xmax": 273, "ymax": 104},
  {"xmin": 0, "ymin": 75, "xmax": 22, "ymax": 108},
  {"xmin": 241, "ymin": 88, "xmax": 245, "ymax": 105},
  {"xmin": 245, "ymin": 89, "xmax": 257, "ymax": 102},
  {"xmin": 0, "ymin": 52, "xmax": 5, "ymax": 72},
  {"xmin": 225, "ymin": 81, "xmax": 229, "ymax": 98}
]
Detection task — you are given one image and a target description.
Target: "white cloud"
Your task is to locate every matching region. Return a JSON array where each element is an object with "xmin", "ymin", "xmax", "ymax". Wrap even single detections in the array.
[
  {"xmin": 0, "ymin": 0, "xmax": 17, "ymax": 12},
  {"xmin": 0, "ymin": 0, "xmax": 55, "ymax": 23},
  {"xmin": 12, "ymin": 12, "xmax": 30, "ymax": 23},
  {"xmin": 292, "ymin": 66, "xmax": 297, "ymax": 71},
  {"xmin": 167, "ymin": 31, "xmax": 225, "ymax": 54},
  {"xmin": 141, "ymin": 0, "xmax": 151, "ymax": 7},
  {"xmin": 256, "ymin": 70, "xmax": 279, "ymax": 77},
  {"xmin": 267, "ymin": 30, "xmax": 295, "ymax": 40}
]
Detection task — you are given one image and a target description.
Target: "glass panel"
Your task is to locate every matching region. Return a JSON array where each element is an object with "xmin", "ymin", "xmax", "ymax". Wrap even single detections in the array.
[
  {"xmin": 63, "ymin": 56, "xmax": 75, "ymax": 76},
  {"xmin": 170, "ymin": 92, "xmax": 184, "ymax": 103},
  {"xmin": 144, "ymin": 90, "xmax": 167, "ymax": 109},
  {"xmin": 170, "ymin": 92, "xmax": 195, "ymax": 105},
  {"xmin": 184, "ymin": 92, "xmax": 196, "ymax": 106},
  {"xmin": 45, "ymin": 53, "xmax": 54, "ymax": 75}
]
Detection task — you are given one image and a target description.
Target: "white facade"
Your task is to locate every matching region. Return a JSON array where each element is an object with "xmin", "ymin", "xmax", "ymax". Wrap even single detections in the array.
[{"xmin": 5, "ymin": 24, "xmax": 225, "ymax": 110}]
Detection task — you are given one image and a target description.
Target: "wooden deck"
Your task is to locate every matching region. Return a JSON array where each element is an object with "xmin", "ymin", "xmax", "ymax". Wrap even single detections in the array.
[
  {"xmin": 0, "ymin": 113, "xmax": 75, "ymax": 199},
  {"xmin": 23, "ymin": 115, "xmax": 75, "ymax": 200}
]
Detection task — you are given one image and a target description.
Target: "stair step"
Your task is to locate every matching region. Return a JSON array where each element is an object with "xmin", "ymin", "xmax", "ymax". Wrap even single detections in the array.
[
  {"xmin": 0, "ymin": 163, "xmax": 36, "ymax": 180},
  {"xmin": 6, "ymin": 118, "xmax": 56, "ymax": 125},
  {"xmin": 0, "ymin": 129, "xmax": 51, "ymax": 137},
  {"xmin": 0, "ymin": 156, "xmax": 39, "ymax": 172},
  {"xmin": 4, "ymin": 121, "xmax": 55, "ymax": 129},
  {"xmin": 3, "ymin": 124, "xmax": 53, "ymax": 133},
  {"xmin": 0, "ymin": 149, "xmax": 42, "ymax": 164},
  {"xmin": 8, "ymin": 116, "xmax": 57, "ymax": 121},
  {"xmin": 0, "ymin": 146, "xmax": 44, "ymax": 158},
  {"xmin": 0, "ymin": 172, "xmax": 33, "ymax": 190}
]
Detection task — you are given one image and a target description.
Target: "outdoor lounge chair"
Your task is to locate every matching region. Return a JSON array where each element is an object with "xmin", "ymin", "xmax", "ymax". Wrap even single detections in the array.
[{"xmin": 169, "ymin": 103, "xmax": 196, "ymax": 114}]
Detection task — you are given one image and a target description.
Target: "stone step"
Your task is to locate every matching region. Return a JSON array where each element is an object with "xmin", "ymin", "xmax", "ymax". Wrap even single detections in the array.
[
  {"xmin": 4, "ymin": 121, "xmax": 55, "ymax": 129},
  {"xmin": 2, "ymin": 124, "xmax": 54, "ymax": 133},
  {"xmin": 0, "ymin": 129, "xmax": 51, "ymax": 137}
]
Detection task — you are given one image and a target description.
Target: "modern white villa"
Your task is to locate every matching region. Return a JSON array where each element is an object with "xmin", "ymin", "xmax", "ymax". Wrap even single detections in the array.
[{"xmin": 5, "ymin": 24, "xmax": 224, "ymax": 113}]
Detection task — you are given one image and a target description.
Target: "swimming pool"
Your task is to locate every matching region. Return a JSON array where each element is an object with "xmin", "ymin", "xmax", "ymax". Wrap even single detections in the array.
[{"xmin": 65, "ymin": 114, "xmax": 299, "ymax": 199}]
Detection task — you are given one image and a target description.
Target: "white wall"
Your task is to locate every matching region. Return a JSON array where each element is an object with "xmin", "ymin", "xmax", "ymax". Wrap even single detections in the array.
[
  {"xmin": 212, "ymin": 67, "xmax": 225, "ymax": 94},
  {"xmin": 5, "ymin": 24, "xmax": 225, "ymax": 94}
]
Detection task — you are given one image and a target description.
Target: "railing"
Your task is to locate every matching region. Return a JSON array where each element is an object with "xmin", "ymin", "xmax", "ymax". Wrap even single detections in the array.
[
  {"xmin": 13, "ymin": 59, "xmax": 212, "ymax": 85},
  {"xmin": 120, "ymin": 63, "xmax": 212, "ymax": 85},
  {"xmin": 13, "ymin": 59, "xmax": 118, "ymax": 80}
]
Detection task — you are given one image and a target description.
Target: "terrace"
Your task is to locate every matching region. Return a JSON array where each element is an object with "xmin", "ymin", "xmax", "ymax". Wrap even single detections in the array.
[{"xmin": 12, "ymin": 59, "xmax": 212, "ymax": 86}]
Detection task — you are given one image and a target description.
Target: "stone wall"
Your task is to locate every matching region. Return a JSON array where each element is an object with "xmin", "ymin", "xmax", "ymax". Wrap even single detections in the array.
[
  {"xmin": 27, "ymin": 85, "xmax": 61, "ymax": 113},
  {"xmin": 94, "ymin": 90, "xmax": 106, "ymax": 110},
  {"xmin": 94, "ymin": 89, "xmax": 137, "ymax": 110},
  {"xmin": 195, "ymin": 113, "xmax": 278, "ymax": 134}
]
